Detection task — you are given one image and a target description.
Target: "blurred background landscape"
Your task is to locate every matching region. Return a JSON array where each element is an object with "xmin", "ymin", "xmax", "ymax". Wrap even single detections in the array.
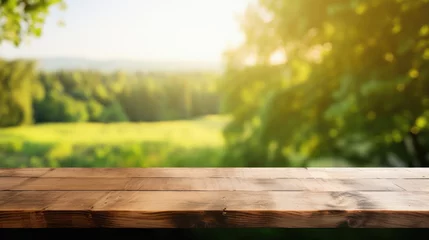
[{"xmin": 1, "ymin": 0, "xmax": 429, "ymax": 239}]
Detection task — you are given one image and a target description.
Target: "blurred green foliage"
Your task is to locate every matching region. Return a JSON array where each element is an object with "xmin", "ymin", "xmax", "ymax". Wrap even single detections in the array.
[
  {"xmin": 0, "ymin": 62, "xmax": 221, "ymax": 126},
  {"xmin": 0, "ymin": 0, "xmax": 65, "ymax": 46},
  {"xmin": 221, "ymin": 0, "xmax": 429, "ymax": 168},
  {"xmin": 0, "ymin": 59, "xmax": 36, "ymax": 127},
  {"xmin": 0, "ymin": 115, "xmax": 227, "ymax": 167},
  {"xmin": 0, "ymin": 140, "xmax": 224, "ymax": 168}
]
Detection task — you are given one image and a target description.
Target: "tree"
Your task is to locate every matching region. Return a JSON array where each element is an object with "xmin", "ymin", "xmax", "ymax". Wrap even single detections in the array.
[
  {"xmin": 0, "ymin": 0, "xmax": 65, "ymax": 46},
  {"xmin": 0, "ymin": 59, "xmax": 36, "ymax": 127},
  {"xmin": 1, "ymin": 0, "xmax": 65, "ymax": 128},
  {"xmin": 221, "ymin": 0, "xmax": 429, "ymax": 167},
  {"xmin": 99, "ymin": 101, "xmax": 129, "ymax": 123}
]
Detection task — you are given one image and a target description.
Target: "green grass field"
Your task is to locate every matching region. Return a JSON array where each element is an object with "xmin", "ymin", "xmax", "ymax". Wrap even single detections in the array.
[{"xmin": 0, "ymin": 115, "xmax": 230, "ymax": 168}]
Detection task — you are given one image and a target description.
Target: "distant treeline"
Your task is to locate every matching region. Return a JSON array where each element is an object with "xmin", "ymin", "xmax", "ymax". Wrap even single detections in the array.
[{"xmin": 0, "ymin": 59, "xmax": 220, "ymax": 127}]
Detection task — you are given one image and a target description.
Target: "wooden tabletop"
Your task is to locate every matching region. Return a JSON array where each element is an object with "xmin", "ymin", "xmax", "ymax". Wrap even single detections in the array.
[{"xmin": 0, "ymin": 167, "xmax": 428, "ymax": 228}]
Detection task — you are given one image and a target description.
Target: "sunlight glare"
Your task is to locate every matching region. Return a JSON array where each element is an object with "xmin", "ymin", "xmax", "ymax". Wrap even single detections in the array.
[{"xmin": 0, "ymin": 0, "xmax": 253, "ymax": 62}]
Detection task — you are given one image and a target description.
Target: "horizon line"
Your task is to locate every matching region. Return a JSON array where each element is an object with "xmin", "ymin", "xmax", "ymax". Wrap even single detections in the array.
[{"xmin": 1, "ymin": 55, "xmax": 225, "ymax": 63}]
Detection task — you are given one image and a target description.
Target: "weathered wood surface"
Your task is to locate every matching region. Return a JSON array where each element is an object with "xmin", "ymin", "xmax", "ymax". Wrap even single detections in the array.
[{"xmin": 0, "ymin": 168, "xmax": 428, "ymax": 228}]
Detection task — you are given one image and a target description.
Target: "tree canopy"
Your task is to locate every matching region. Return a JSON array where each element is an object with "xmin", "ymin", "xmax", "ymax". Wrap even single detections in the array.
[
  {"xmin": 1, "ymin": 64, "xmax": 221, "ymax": 127},
  {"xmin": 221, "ymin": 0, "xmax": 429, "ymax": 167},
  {"xmin": 0, "ymin": 0, "xmax": 65, "ymax": 46}
]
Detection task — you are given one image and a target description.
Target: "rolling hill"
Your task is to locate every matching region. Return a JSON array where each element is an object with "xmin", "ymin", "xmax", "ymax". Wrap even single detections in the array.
[{"xmin": 35, "ymin": 57, "xmax": 223, "ymax": 72}]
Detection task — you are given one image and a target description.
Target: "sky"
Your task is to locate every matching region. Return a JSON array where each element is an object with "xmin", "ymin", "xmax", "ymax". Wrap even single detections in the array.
[{"xmin": 0, "ymin": 0, "xmax": 251, "ymax": 62}]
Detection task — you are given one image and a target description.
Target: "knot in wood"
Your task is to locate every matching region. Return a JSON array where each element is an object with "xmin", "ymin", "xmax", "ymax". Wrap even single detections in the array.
[{"xmin": 347, "ymin": 217, "xmax": 361, "ymax": 228}]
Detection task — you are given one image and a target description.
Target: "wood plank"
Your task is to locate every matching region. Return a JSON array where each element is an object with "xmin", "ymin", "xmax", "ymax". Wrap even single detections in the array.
[
  {"xmin": 0, "ymin": 191, "xmax": 66, "ymax": 211},
  {"xmin": 1, "ymin": 168, "xmax": 428, "ymax": 228},
  {"xmin": 90, "ymin": 191, "xmax": 429, "ymax": 211},
  {"xmin": 298, "ymin": 178, "xmax": 406, "ymax": 192},
  {"xmin": 5, "ymin": 177, "xmax": 409, "ymax": 191},
  {"xmin": 46, "ymin": 191, "xmax": 108, "ymax": 210},
  {"xmin": 0, "ymin": 168, "xmax": 51, "ymax": 177},
  {"xmin": 0, "ymin": 191, "xmax": 428, "ymax": 228},
  {"xmin": 0, "ymin": 191, "xmax": 18, "ymax": 205},
  {"xmin": 392, "ymin": 179, "xmax": 429, "ymax": 191},
  {"xmin": 307, "ymin": 168, "xmax": 429, "ymax": 179},
  {"xmin": 9, "ymin": 177, "xmax": 131, "ymax": 191},
  {"xmin": 0, "ymin": 177, "xmax": 30, "ymax": 190},
  {"xmin": 38, "ymin": 168, "xmax": 429, "ymax": 179},
  {"xmin": 0, "ymin": 191, "xmax": 106, "ymax": 228}
]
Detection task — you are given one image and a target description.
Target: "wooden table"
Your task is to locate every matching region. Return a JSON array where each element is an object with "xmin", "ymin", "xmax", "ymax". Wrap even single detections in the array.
[{"xmin": 0, "ymin": 168, "xmax": 428, "ymax": 228}]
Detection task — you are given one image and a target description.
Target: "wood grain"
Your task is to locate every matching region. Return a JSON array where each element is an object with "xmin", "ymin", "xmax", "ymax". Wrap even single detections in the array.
[
  {"xmin": 0, "ymin": 168, "xmax": 51, "ymax": 177},
  {"xmin": 0, "ymin": 190, "xmax": 428, "ymax": 228},
  {"xmin": 19, "ymin": 167, "xmax": 428, "ymax": 179},
  {"xmin": 5, "ymin": 177, "xmax": 409, "ymax": 191},
  {"xmin": 0, "ymin": 167, "xmax": 428, "ymax": 228},
  {"xmin": 0, "ymin": 177, "xmax": 30, "ymax": 190}
]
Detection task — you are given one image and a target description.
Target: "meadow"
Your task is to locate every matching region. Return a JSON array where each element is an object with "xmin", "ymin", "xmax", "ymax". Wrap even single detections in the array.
[{"xmin": 0, "ymin": 115, "xmax": 229, "ymax": 168}]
